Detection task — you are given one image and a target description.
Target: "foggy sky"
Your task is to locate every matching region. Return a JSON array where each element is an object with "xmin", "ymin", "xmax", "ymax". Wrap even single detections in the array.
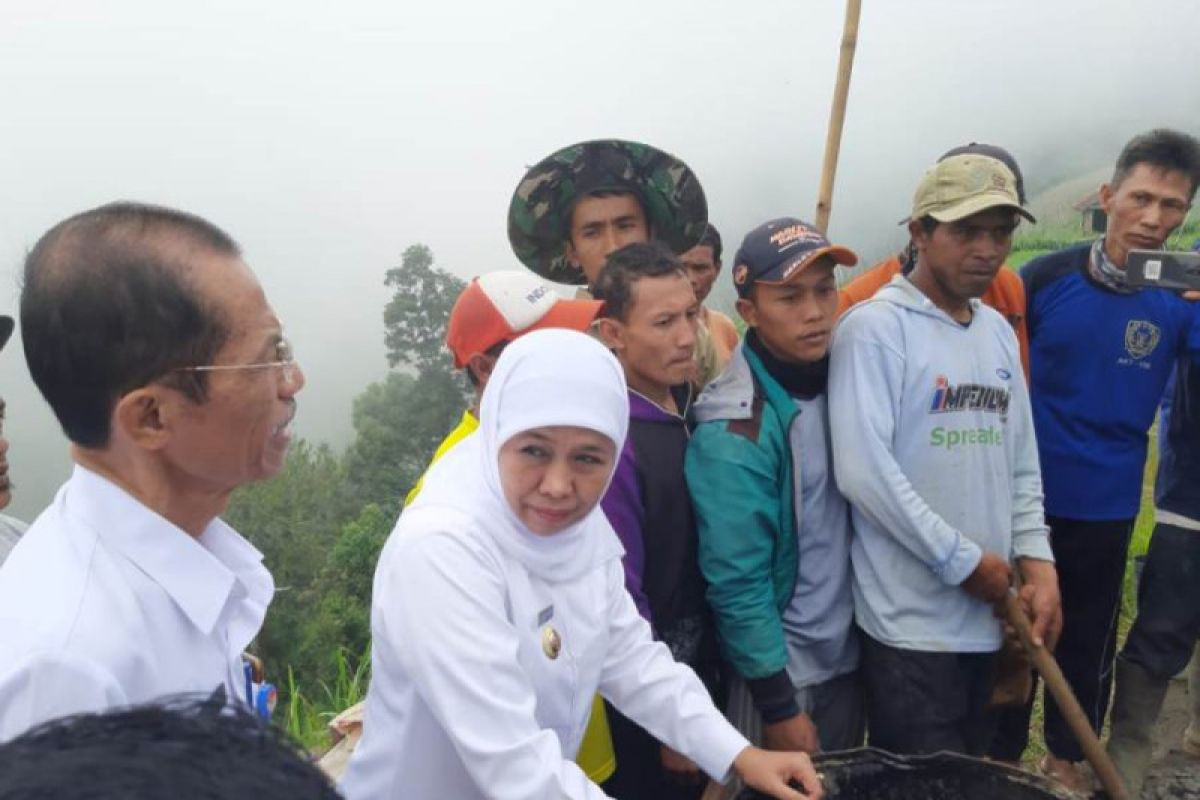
[{"xmin": 1, "ymin": 0, "xmax": 1198, "ymax": 518}]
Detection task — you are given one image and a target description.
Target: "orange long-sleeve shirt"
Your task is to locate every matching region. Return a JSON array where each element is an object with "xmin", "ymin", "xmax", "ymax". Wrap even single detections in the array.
[{"xmin": 837, "ymin": 256, "xmax": 1030, "ymax": 379}]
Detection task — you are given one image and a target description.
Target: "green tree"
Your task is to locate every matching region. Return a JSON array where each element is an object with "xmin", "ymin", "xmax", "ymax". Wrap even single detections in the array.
[
  {"xmin": 347, "ymin": 244, "xmax": 469, "ymax": 513},
  {"xmin": 293, "ymin": 503, "xmax": 395, "ymax": 681},
  {"xmin": 230, "ymin": 453, "xmax": 392, "ymax": 703},
  {"xmin": 326, "ymin": 503, "xmax": 392, "ymax": 607},
  {"xmin": 344, "ymin": 370, "xmax": 465, "ymax": 515},
  {"xmin": 383, "ymin": 243, "xmax": 467, "ymax": 372},
  {"xmin": 225, "ymin": 440, "xmax": 356, "ymax": 689}
]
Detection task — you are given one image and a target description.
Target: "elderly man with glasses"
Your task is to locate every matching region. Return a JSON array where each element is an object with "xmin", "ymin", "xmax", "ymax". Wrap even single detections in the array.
[{"xmin": 0, "ymin": 202, "xmax": 304, "ymax": 741}]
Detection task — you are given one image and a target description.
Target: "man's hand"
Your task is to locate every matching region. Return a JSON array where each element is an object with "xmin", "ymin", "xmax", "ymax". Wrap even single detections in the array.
[
  {"xmin": 733, "ymin": 746, "xmax": 824, "ymax": 799},
  {"xmin": 961, "ymin": 551, "xmax": 1012, "ymax": 604},
  {"xmin": 763, "ymin": 712, "xmax": 820, "ymax": 754},
  {"xmin": 660, "ymin": 745, "xmax": 702, "ymax": 785},
  {"xmin": 1016, "ymin": 558, "xmax": 1062, "ymax": 650}
]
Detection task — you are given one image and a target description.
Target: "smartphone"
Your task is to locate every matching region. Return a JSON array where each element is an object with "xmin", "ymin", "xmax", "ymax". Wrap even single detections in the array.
[{"xmin": 1125, "ymin": 249, "xmax": 1200, "ymax": 291}]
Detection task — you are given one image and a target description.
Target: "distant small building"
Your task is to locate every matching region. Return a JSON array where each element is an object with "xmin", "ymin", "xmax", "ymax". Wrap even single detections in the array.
[{"xmin": 1074, "ymin": 190, "xmax": 1106, "ymax": 233}]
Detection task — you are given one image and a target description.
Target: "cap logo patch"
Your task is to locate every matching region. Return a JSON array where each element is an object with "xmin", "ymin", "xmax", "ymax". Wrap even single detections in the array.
[
  {"xmin": 733, "ymin": 264, "xmax": 750, "ymax": 285},
  {"xmin": 779, "ymin": 256, "xmax": 812, "ymax": 282},
  {"xmin": 963, "ymin": 161, "xmax": 1010, "ymax": 194},
  {"xmin": 525, "ymin": 284, "xmax": 551, "ymax": 305},
  {"xmin": 769, "ymin": 223, "xmax": 823, "ymax": 250}
]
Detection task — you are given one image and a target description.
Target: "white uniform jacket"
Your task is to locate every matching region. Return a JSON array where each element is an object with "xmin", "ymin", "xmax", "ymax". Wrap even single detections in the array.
[{"xmin": 340, "ymin": 504, "xmax": 748, "ymax": 800}]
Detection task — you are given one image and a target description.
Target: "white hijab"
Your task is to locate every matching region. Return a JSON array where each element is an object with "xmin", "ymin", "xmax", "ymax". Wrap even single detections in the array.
[{"xmin": 409, "ymin": 328, "xmax": 630, "ymax": 582}]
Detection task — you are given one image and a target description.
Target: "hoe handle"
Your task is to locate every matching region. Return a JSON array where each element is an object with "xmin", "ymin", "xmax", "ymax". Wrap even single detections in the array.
[{"xmin": 1003, "ymin": 590, "xmax": 1129, "ymax": 800}]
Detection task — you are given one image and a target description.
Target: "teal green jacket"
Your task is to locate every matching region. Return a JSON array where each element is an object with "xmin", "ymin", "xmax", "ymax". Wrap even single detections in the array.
[{"xmin": 685, "ymin": 343, "xmax": 799, "ymax": 691}]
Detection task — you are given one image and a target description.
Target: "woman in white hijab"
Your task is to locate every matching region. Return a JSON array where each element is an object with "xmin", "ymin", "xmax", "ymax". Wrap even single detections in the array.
[{"xmin": 341, "ymin": 329, "xmax": 822, "ymax": 800}]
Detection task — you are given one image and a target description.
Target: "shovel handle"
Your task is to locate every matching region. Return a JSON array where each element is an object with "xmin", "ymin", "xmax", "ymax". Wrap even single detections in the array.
[{"xmin": 1002, "ymin": 589, "xmax": 1129, "ymax": 800}]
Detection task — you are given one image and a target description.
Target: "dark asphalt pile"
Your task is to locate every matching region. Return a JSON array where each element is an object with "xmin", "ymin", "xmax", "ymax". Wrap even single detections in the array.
[{"xmin": 736, "ymin": 748, "xmax": 1078, "ymax": 800}]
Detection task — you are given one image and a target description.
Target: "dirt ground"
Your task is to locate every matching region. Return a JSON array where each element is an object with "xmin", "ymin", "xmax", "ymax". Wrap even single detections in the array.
[{"xmin": 1140, "ymin": 674, "xmax": 1198, "ymax": 800}]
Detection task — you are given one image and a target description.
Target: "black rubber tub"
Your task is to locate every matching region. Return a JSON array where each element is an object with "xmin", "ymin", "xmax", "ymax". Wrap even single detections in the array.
[{"xmin": 736, "ymin": 748, "xmax": 1081, "ymax": 800}]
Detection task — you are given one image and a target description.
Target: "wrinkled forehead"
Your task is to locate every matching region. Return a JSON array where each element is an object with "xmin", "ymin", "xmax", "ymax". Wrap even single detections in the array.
[{"xmin": 1115, "ymin": 162, "xmax": 1196, "ymax": 201}]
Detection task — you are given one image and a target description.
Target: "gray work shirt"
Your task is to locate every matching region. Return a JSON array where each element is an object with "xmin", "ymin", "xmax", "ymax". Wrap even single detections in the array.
[
  {"xmin": 0, "ymin": 513, "xmax": 28, "ymax": 569},
  {"xmin": 781, "ymin": 395, "xmax": 859, "ymax": 689}
]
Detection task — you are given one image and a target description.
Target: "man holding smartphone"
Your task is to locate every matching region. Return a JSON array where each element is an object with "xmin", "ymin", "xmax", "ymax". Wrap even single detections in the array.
[{"xmin": 990, "ymin": 129, "xmax": 1200, "ymax": 791}]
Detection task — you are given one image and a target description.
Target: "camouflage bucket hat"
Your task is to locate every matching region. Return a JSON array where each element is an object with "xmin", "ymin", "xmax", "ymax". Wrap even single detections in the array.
[{"xmin": 507, "ymin": 139, "xmax": 709, "ymax": 285}]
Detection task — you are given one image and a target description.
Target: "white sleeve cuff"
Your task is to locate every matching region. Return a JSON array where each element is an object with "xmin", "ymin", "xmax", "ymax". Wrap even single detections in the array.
[
  {"xmin": 936, "ymin": 532, "xmax": 983, "ymax": 587},
  {"xmin": 690, "ymin": 716, "xmax": 751, "ymax": 784}
]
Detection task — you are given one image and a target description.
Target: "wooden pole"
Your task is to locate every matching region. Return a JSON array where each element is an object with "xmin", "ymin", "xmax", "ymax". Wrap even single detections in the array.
[
  {"xmin": 1003, "ymin": 591, "xmax": 1130, "ymax": 800},
  {"xmin": 814, "ymin": 0, "xmax": 863, "ymax": 234}
]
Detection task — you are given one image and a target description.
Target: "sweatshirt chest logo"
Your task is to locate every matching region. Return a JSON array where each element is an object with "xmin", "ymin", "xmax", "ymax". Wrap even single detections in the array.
[
  {"xmin": 928, "ymin": 375, "xmax": 1010, "ymax": 422},
  {"xmin": 1123, "ymin": 320, "xmax": 1161, "ymax": 361}
]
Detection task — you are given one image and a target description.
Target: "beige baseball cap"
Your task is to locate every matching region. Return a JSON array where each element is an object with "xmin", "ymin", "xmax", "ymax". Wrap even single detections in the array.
[{"xmin": 910, "ymin": 154, "xmax": 1036, "ymax": 224}]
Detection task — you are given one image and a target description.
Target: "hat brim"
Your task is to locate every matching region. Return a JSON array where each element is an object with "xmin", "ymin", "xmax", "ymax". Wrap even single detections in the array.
[
  {"xmin": 0, "ymin": 316, "xmax": 13, "ymax": 352},
  {"xmin": 755, "ymin": 245, "xmax": 860, "ymax": 288},
  {"xmin": 524, "ymin": 297, "xmax": 604, "ymax": 336},
  {"xmin": 507, "ymin": 139, "xmax": 709, "ymax": 285},
  {"xmin": 928, "ymin": 192, "xmax": 1037, "ymax": 225}
]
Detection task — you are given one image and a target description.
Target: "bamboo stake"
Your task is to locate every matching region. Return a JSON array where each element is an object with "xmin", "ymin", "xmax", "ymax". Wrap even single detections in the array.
[{"xmin": 814, "ymin": 0, "xmax": 863, "ymax": 234}]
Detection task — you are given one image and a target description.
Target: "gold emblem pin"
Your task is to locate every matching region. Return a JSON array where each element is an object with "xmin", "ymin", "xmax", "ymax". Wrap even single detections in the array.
[{"xmin": 541, "ymin": 626, "xmax": 562, "ymax": 660}]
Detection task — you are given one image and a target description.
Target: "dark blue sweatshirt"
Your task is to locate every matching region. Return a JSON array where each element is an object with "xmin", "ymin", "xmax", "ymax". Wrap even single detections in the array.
[
  {"xmin": 1156, "ymin": 358, "xmax": 1200, "ymax": 520},
  {"xmin": 1024, "ymin": 243, "xmax": 1200, "ymax": 520}
]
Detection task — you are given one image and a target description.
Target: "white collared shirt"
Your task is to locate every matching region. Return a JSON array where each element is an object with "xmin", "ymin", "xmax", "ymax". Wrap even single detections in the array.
[{"xmin": 0, "ymin": 465, "xmax": 273, "ymax": 741}]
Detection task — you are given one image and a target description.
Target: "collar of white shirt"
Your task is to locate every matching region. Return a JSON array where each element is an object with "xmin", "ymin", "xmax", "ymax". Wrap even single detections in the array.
[{"xmin": 64, "ymin": 465, "xmax": 273, "ymax": 639}]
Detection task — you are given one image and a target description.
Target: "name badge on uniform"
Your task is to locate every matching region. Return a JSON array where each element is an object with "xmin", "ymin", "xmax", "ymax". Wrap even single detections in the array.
[{"xmin": 541, "ymin": 625, "xmax": 562, "ymax": 660}]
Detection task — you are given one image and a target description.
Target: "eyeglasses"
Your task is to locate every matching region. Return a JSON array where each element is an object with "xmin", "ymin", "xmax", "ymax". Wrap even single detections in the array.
[{"xmin": 174, "ymin": 339, "xmax": 299, "ymax": 386}]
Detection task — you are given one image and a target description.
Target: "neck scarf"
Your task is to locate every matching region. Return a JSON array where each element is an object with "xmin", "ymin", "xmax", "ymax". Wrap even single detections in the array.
[
  {"xmin": 1088, "ymin": 238, "xmax": 1137, "ymax": 295},
  {"xmin": 746, "ymin": 329, "xmax": 829, "ymax": 400},
  {"xmin": 409, "ymin": 329, "xmax": 629, "ymax": 582}
]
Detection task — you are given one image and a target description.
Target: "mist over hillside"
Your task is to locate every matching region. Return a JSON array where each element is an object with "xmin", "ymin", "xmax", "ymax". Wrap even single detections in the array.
[{"xmin": 1, "ymin": 0, "xmax": 1197, "ymax": 519}]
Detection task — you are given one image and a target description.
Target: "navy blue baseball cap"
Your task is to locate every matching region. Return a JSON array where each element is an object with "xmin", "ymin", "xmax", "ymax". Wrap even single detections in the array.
[{"xmin": 731, "ymin": 218, "xmax": 858, "ymax": 298}]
